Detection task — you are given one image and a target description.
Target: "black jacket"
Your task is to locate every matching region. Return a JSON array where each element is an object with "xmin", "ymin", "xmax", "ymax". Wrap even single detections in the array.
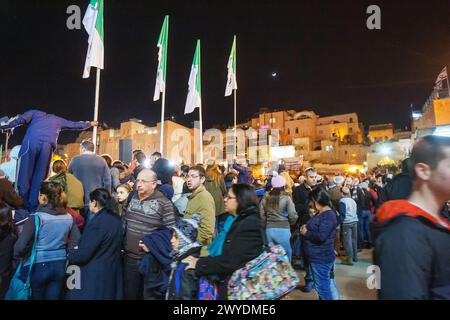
[
  {"xmin": 293, "ymin": 183, "xmax": 314, "ymax": 225},
  {"xmin": 67, "ymin": 209, "xmax": 124, "ymax": 300},
  {"xmin": 357, "ymin": 188, "xmax": 374, "ymax": 213},
  {"xmin": 166, "ymin": 245, "xmax": 202, "ymax": 300},
  {"xmin": 0, "ymin": 230, "xmax": 16, "ymax": 299},
  {"xmin": 195, "ymin": 205, "xmax": 264, "ymax": 279},
  {"xmin": 373, "ymin": 200, "xmax": 450, "ymax": 300},
  {"xmin": 378, "ymin": 173, "xmax": 412, "ymax": 204}
]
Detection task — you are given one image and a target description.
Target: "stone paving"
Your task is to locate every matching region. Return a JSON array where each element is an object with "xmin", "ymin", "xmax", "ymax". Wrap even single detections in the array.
[{"xmin": 286, "ymin": 249, "xmax": 377, "ymax": 300}]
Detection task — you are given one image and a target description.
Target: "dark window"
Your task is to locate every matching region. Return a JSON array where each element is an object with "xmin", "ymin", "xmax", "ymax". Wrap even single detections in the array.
[
  {"xmin": 349, "ymin": 118, "xmax": 353, "ymax": 123},
  {"xmin": 296, "ymin": 128, "xmax": 299, "ymax": 134}
]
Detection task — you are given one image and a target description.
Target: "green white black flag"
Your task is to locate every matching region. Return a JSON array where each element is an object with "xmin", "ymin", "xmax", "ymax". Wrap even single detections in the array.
[
  {"xmin": 153, "ymin": 16, "xmax": 169, "ymax": 101},
  {"xmin": 185, "ymin": 40, "xmax": 201, "ymax": 114},
  {"xmin": 82, "ymin": 0, "xmax": 104, "ymax": 78},
  {"xmin": 225, "ymin": 35, "xmax": 237, "ymax": 96}
]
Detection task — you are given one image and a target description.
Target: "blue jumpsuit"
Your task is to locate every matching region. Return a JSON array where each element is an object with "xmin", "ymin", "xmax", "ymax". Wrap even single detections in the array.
[{"xmin": 0, "ymin": 110, "xmax": 91, "ymax": 212}]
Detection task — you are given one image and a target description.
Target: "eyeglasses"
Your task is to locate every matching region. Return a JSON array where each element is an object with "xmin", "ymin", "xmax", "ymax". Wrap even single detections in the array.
[
  {"xmin": 135, "ymin": 179, "xmax": 158, "ymax": 184},
  {"xmin": 186, "ymin": 175, "xmax": 202, "ymax": 180}
]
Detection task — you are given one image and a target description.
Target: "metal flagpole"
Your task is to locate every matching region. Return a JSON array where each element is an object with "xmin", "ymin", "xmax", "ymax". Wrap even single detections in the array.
[
  {"xmin": 199, "ymin": 104, "xmax": 203, "ymax": 164},
  {"xmin": 198, "ymin": 40, "xmax": 203, "ymax": 164},
  {"xmin": 234, "ymin": 89, "xmax": 237, "ymax": 157},
  {"xmin": 446, "ymin": 66, "xmax": 450, "ymax": 98},
  {"xmin": 160, "ymin": 91, "xmax": 166, "ymax": 156},
  {"xmin": 92, "ymin": 68, "xmax": 101, "ymax": 152},
  {"xmin": 233, "ymin": 36, "xmax": 237, "ymax": 158},
  {"xmin": 5, "ymin": 131, "xmax": 10, "ymax": 160}
]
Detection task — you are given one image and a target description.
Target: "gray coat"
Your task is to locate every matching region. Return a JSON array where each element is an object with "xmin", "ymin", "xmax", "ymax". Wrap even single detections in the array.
[
  {"xmin": 68, "ymin": 152, "xmax": 111, "ymax": 206},
  {"xmin": 260, "ymin": 193, "xmax": 298, "ymax": 229}
]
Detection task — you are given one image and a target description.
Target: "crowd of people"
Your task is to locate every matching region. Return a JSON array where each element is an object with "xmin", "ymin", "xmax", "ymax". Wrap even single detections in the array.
[{"xmin": 1, "ymin": 134, "xmax": 450, "ymax": 300}]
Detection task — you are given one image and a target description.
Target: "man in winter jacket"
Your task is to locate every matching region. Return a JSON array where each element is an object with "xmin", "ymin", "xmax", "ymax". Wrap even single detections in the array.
[
  {"xmin": 293, "ymin": 167, "xmax": 318, "ymax": 226},
  {"xmin": 184, "ymin": 166, "xmax": 216, "ymax": 257},
  {"xmin": 373, "ymin": 135, "xmax": 450, "ymax": 299},
  {"xmin": 292, "ymin": 167, "xmax": 318, "ymax": 292},
  {"xmin": 68, "ymin": 140, "xmax": 111, "ymax": 220}
]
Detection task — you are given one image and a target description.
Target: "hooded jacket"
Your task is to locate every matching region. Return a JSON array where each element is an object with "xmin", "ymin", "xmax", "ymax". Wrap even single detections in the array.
[
  {"xmin": 139, "ymin": 227, "xmax": 173, "ymax": 299},
  {"xmin": 373, "ymin": 200, "xmax": 450, "ymax": 300}
]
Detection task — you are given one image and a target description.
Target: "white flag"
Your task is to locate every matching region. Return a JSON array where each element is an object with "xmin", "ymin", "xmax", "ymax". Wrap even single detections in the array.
[
  {"xmin": 225, "ymin": 36, "xmax": 237, "ymax": 96},
  {"xmin": 435, "ymin": 66, "xmax": 447, "ymax": 84},
  {"xmin": 82, "ymin": 0, "xmax": 104, "ymax": 79},
  {"xmin": 184, "ymin": 41, "xmax": 201, "ymax": 114}
]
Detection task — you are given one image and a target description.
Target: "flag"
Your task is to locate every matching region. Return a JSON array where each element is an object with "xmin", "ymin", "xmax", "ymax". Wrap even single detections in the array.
[
  {"xmin": 184, "ymin": 40, "xmax": 201, "ymax": 114},
  {"xmin": 225, "ymin": 35, "xmax": 237, "ymax": 96},
  {"xmin": 435, "ymin": 66, "xmax": 447, "ymax": 84},
  {"xmin": 82, "ymin": 0, "xmax": 104, "ymax": 78},
  {"xmin": 153, "ymin": 15, "xmax": 169, "ymax": 101}
]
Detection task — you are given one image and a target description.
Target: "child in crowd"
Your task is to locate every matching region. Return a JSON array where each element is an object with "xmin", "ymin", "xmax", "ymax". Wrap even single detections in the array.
[{"xmin": 139, "ymin": 214, "xmax": 202, "ymax": 300}]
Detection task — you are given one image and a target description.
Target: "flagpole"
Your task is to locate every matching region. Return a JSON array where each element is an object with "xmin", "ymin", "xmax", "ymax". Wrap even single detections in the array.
[
  {"xmin": 446, "ymin": 66, "xmax": 450, "ymax": 98},
  {"xmin": 199, "ymin": 40, "xmax": 203, "ymax": 164},
  {"xmin": 160, "ymin": 91, "xmax": 166, "ymax": 156},
  {"xmin": 5, "ymin": 131, "xmax": 10, "ymax": 161},
  {"xmin": 92, "ymin": 68, "xmax": 101, "ymax": 152},
  {"xmin": 233, "ymin": 89, "xmax": 237, "ymax": 157}
]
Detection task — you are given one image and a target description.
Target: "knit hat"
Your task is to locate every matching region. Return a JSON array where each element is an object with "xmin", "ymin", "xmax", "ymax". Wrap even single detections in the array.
[
  {"xmin": 333, "ymin": 175, "xmax": 345, "ymax": 185},
  {"xmin": 170, "ymin": 214, "xmax": 201, "ymax": 250},
  {"xmin": 271, "ymin": 171, "xmax": 286, "ymax": 188}
]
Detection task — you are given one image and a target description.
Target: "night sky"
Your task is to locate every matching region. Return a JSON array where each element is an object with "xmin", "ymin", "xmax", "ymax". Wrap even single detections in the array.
[{"xmin": 1, "ymin": 0, "xmax": 449, "ymax": 146}]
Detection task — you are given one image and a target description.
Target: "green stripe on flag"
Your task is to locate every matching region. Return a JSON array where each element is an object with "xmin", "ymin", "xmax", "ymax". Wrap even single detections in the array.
[{"xmin": 194, "ymin": 40, "xmax": 201, "ymax": 95}]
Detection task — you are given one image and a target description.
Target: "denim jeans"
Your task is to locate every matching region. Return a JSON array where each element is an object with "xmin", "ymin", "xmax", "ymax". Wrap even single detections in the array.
[
  {"xmin": 342, "ymin": 222, "xmax": 358, "ymax": 261},
  {"xmin": 360, "ymin": 210, "xmax": 372, "ymax": 244},
  {"xmin": 20, "ymin": 259, "xmax": 67, "ymax": 300},
  {"xmin": 309, "ymin": 261, "xmax": 340, "ymax": 300},
  {"xmin": 266, "ymin": 228, "xmax": 292, "ymax": 261}
]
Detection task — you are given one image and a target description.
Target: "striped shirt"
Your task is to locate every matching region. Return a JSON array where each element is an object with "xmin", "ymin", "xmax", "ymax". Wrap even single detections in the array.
[{"xmin": 124, "ymin": 189, "xmax": 176, "ymax": 259}]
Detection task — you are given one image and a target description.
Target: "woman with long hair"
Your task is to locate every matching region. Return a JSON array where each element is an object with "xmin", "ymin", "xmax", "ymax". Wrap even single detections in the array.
[
  {"xmin": 300, "ymin": 188, "xmax": 339, "ymax": 300},
  {"xmin": 14, "ymin": 181, "xmax": 80, "ymax": 300},
  {"xmin": 68, "ymin": 188, "xmax": 123, "ymax": 300},
  {"xmin": 182, "ymin": 183, "xmax": 264, "ymax": 299},
  {"xmin": 204, "ymin": 162, "xmax": 227, "ymax": 217},
  {"xmin": 49, "ymin": 159, "xmax": 85, "ymax": 230},
  {"xmin": 260, "ymin": 172, "xmax": 297, "ymax": 261}
]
